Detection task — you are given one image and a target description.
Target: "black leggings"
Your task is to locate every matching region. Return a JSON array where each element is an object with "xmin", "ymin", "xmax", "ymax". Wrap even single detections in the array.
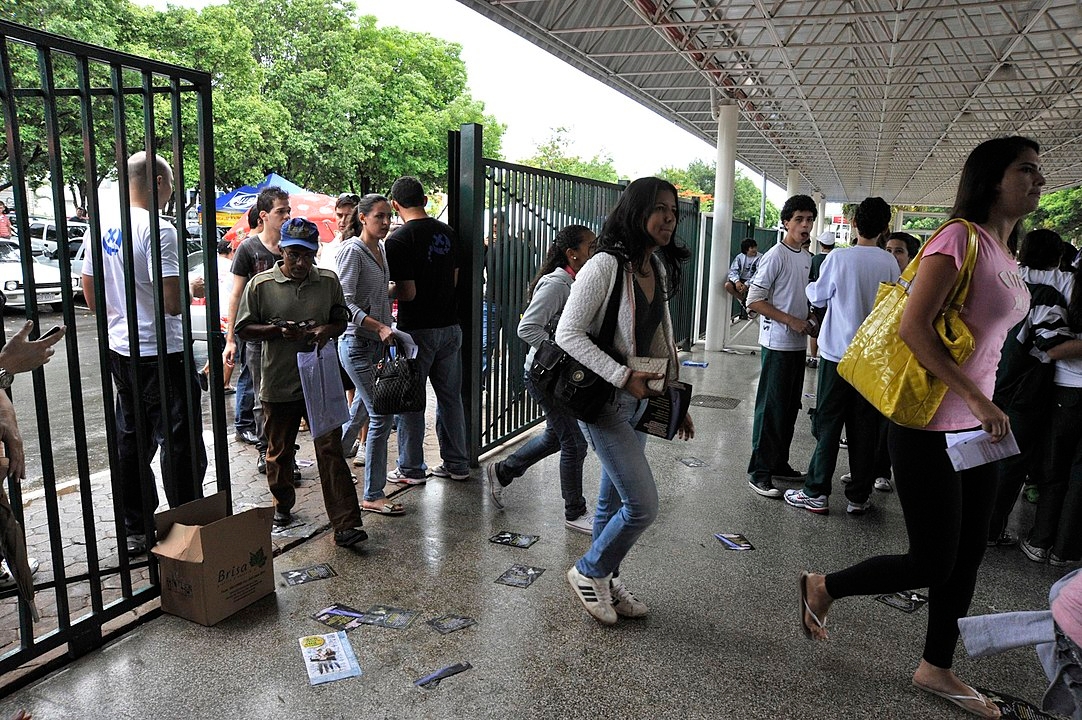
[{"xmin": 824, "ymin": 423, "xmax": 995, "ymax": 668}]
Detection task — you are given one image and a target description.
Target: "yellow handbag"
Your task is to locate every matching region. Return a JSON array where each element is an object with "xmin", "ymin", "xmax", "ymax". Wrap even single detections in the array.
[{"xmin": 837, "ymin": 219, "xmax": 979, "ymax": 428}]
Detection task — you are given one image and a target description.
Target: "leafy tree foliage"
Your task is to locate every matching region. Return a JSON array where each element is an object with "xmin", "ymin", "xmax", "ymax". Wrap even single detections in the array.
[
  {"xmin": 4, "ymin": 0, "xmax": 504, "ymax": 210},
  {"xmin": 657, "ymin": 161, "xmax": 778, "ymax": 227},
  {"xmin": 519, "ymin": 128, "xmax": 620, "ymax": 183},
  {"xmin": 1032, "ymin": 187, "xmax": 1082, "ymax": 242}
]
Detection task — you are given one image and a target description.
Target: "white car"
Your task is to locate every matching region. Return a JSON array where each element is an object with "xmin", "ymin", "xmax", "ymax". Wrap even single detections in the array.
[
  {"xmin": 31, "ymin": 220, "xmax": 88, "ymax": 259},
  {"xmin": 0, "ymin": 240, "xmax": 78, "ymax": 310}
]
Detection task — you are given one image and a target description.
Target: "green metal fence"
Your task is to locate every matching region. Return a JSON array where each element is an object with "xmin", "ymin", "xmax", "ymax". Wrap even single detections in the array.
[{"xmin": 450, "ymin": 125, "xmax": 702, "ymax": 458}]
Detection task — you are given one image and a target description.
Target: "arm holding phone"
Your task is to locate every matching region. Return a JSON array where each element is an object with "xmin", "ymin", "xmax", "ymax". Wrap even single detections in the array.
[{"xmin": 0, "ymin": 322, "xmax": 65, "ymax": 375}]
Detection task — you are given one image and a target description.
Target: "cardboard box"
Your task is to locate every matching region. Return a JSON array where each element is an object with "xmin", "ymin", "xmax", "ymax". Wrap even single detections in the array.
[{"xmin": 152, "ymin": 492, "xmax": 275, "ymax": 626}]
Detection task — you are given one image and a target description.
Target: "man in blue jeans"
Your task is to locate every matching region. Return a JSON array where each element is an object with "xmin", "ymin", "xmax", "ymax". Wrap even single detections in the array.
[{"xmin": 384, "ymin": 177, "xmax": 470, "ymax": 483}]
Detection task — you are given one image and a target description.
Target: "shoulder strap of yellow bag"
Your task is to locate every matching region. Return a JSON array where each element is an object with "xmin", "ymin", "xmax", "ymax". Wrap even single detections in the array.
[{"xmin": 898, "ymin": 219, "xmax": 979, "ymax": 312}]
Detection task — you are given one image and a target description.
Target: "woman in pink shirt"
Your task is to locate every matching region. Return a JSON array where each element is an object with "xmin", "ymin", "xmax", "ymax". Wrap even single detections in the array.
[{"xmin": 798, "ymin": 136, "xmax": 1044, "ymax": 719}]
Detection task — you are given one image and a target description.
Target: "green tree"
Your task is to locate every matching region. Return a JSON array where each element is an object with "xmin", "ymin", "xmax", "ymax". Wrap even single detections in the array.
[
  {"xmin": 519, "ymin": 128, "xmax": 620, "ymax": 183},
  {"xmin": 657, "ymin": 161, "xmax": 777, "ymax": 227},
  {"xmin": 1032, "ymin": 187, "xmax": 1082, "ymax": 242}
]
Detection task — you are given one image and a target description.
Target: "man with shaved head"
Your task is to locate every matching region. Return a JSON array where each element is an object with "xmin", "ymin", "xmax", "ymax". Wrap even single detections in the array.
[{"xmin": 82, "ymin": 152, "xmax": 207, "ymax": 557}]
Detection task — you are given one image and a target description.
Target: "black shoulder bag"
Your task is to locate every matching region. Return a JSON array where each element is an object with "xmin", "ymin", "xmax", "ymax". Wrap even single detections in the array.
[{"xmin": 528, "ymin": 263, "xmax": 624, "ymax": 423}]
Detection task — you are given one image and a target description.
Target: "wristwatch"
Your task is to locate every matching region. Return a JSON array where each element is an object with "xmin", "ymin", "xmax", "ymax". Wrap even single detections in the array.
[{"xmin": 0, "ymin": 368, "xmax": 13, "ymax": 390}]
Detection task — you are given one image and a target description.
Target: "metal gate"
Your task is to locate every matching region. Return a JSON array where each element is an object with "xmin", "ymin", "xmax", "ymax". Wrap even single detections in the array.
[
  {"xmin": 450, "ymin": 124, "xmax": 701, "ymax": 459},
  {"xmin": 0, "ymin": 20, "xmax": 226, "ymax": 689}
]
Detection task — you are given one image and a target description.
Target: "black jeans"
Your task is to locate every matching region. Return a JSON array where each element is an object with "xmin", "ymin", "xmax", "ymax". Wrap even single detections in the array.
[
  {"xmin": 1031, "ymin": 385, "xmax": 1082, "ymax": 560},
  {"xmin": 109, "ymin": 350, "xmax": 208, "ymax": 537},
  {"xmin": 825, "ymin": 423, "xmax": 995, "ymax": 669}
]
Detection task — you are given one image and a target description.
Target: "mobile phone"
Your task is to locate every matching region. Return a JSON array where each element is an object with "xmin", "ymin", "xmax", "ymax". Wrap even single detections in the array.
[{"xmin": 40, "ymin": 325, "xmax": 62, "ymax": 340}]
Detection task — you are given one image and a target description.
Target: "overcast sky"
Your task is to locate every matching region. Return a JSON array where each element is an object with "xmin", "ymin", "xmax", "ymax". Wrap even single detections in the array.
[{"xmin": 149, "ymin": 0, "xmax": 789, "ymax": 204}]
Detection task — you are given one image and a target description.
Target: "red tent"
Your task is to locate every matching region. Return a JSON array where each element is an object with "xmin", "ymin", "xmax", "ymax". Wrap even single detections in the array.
[{"xmin": 224, "ymin": 190, "xmax": 339, "ymax": 245}]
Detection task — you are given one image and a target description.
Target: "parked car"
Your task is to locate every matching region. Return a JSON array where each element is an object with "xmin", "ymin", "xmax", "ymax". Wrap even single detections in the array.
[
  {"xmin": 0, "ymin": 240, "xmax": 78, "ymax": 310},
  {"xmin": 33, "ymin": 220, "xmax": 87, "ymax": 258}
]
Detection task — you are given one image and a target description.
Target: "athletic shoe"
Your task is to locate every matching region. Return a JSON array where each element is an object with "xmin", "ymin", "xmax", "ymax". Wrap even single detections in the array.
[
  {"xmin": 126, "ymin": 534, "xmax": 147, "ymax": 555},
  {"xmin": 566, "ymin": 566, "xmax": 617, "ymax": 625},
  {"xmin": 1051, "ymin": 554, "xmax": 1076, "ymax": 567},
  {"xmin": 610, "ymin": 576, "xmax": 649, "ymax": 618},
  {"xmin": 839, "ymin": 437, "xmax": 848, "ymax": 449},
  {"xmin": 334, "ymin": 527, "xmax": 368, "ymax": 547},
  {"xmin": 806, "ymin": 357, "xmax": 819, "ymax": 369},
  {"xmin": 987, "ymin": 530, "xmax": 1018, "ymax": 547},
  {"xmin": 235, "ymin": 429, "xmax": 260, "ymax": 445},
  {"xmin": 846, "ymin": 498, "xmax": 873, "ymax": 515},
  {"xmin": 485, "ymin": 462, "xmax": 505, "ymax": 509},
  {"xmin": 840, "ymin": 472, "xmax": 852, "ymax": 484},
  {"xmin": 1021, "ymin": 538, "xmax": 1050, "ymax": 563},
  {"xmin": 874, "ymin": 477, "xmax": 893, "ymax": 492},
  {"xmin": 565, "ymin": 512, "xmax": 594, "ymax": 535},
  {"xmin": 431, "ymin": 464, "xmax": 470, "ymax": 481},
  {"xmin": 784, "ymin": 488, "xmax": 829, "ymax": 514},
  {"xmin": 272, "ymin": 510, "xmax": 292, "ymax": 528},
  {"xmin": 388, "ymin": 468, "xmax": 427, "ymax": 485},
  {"xmin": 749, "ymin": 477, "xmax": 782, "ymax": 498},
  {"xmin": 0, "ymin": 558, "xmax": 39, "ymax": 589},
  {"xmin": 257, "ymin": 451, "xmax": 266, "ymax": 474}
]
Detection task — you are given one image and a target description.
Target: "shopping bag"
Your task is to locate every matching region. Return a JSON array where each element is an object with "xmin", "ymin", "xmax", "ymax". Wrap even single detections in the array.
[{"xmin": 297, "ymin": 343, "xmax": 350, "ymax": 439}]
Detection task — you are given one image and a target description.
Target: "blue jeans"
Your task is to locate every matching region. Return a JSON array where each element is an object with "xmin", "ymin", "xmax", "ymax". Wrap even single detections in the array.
[
  {"xmin": 337, "ymin": 337, "xmax": 370, "ymax": 452},
  {"xmin": 339, "ymin": 334, "xmax": 390, "ymax": 501},
  {"xmin": 233, "ymin": 341, "xmax": 255, "ymax": 434},
  {"xmin": 576, "ymin": 389, "xmax": 655, "ymax": 579},
  {"xmin": 502, "ymin": 373, "xmax": 588, "ymax": 520},
  {"xmin": 397, "ymin": 324, "xmax": 469, "ymax": 477}
]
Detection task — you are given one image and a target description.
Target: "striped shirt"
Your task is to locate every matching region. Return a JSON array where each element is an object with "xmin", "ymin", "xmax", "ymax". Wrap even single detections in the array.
[
  {"xmin": 1027, "ymin": 266, "xmax": 1082, "ymax": 387},
  {"xmin": 337, "ymin": 235, "xmax": 392, "ymax": 342}
]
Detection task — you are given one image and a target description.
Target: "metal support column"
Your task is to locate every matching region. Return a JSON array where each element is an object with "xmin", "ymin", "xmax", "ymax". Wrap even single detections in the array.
[{"xmin": 705, "ymin": 100, "xmax": 737, "ymax": 353}]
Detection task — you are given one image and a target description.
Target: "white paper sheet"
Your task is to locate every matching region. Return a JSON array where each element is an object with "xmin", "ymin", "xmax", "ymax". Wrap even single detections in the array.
[
  {"xmin": 944, "ymin": 429, "xmax": 1021, "ymax": 471},
  {"xmin": 391, "ymin": 327, "xmax": 418, "ymax": 359}
]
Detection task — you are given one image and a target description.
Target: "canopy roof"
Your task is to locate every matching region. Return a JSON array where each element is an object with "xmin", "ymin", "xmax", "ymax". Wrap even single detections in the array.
[{"xmin": 455, "ymin": 0, "xmax": 1082, "ymax": 205}]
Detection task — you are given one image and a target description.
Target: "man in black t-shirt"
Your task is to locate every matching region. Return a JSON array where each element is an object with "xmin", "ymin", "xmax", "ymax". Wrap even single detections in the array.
[
  {"xmin": 223, "ymin": 187, "xmax": 291, "ymax": 474},
  {"xmin": 384, "ymin": 176, "xmax": 470, "ymax": 483}
]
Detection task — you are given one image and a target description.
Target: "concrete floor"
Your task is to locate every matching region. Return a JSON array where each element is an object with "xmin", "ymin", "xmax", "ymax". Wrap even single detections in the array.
[{"xmin": 0, "ymin": 346, "xmax": 1064, "ymax": 719}]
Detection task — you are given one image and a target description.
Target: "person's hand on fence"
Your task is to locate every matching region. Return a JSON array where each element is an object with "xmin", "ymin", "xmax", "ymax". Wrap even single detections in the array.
[{"xmin": 0, "ymin": 321, "xmax": 64, "ymax": 374}]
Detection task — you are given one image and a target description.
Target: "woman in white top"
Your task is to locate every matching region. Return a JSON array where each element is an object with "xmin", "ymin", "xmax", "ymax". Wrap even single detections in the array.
[{"xmin": 556, "ymin": 177, "xmax": 694, "ymax": 626}]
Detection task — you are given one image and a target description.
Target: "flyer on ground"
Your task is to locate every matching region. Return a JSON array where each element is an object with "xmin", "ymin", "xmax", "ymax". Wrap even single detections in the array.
[{"xmin": 298, "ymin": 631, "xmax": 362, "ymax": 685}]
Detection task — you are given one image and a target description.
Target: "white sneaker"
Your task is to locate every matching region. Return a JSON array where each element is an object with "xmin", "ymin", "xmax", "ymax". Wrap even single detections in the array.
[
  {"xmin": 610, "ymin": 577, "xmax": 649, "ymax": 617},
  {"xmin": 566, "ymin": 566, "xmax": 617, "ymax": 625},
  {"xmin": 847, "ymin": 498, "xmax": 874, "ymax": 515},
  {"xmin": 565, "ymin": 512, "xmax": 594, "ymax": 535},
  {"xmin": 874, "ymin": 477, "xmax": 893, "ymax": 492},
  {"xmin": 0, "ymin": 557, "xmax": 40, "ymax": 589},
  {"xmin": 840, "ymin": 472, "xmax": 852, "ymax": 484},
  {"xmin": 485, "ymin": 462, "xmax": 505, "ymax": 509},
  {"xmin": 387, "ymin": 468, "xmax": 427, "ymax": 485}
]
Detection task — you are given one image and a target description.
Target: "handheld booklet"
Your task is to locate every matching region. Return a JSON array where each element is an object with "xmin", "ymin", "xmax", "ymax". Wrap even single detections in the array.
[{"xmin": 634, "ymin": 381, "xmax": 692, "ymax": 440}]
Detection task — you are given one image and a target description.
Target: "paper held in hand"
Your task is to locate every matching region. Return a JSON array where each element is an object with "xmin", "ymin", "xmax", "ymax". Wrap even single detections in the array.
[
  {"xmin": 634, "ymin": 381, "xmax": 691, "ymax": 440},
  {"xmin": 944, "ymin": 429, "xmax": 1020, "ymax": 472}
]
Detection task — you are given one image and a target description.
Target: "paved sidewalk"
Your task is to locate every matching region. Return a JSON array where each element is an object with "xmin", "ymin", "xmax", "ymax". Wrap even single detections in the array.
[{"xmin": 0, "ymin": 348, "xmax": 1064, "ymax": 719}]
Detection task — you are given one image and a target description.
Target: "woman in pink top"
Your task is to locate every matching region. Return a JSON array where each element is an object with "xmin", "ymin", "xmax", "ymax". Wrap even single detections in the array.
[{"xmin": 798, "ymin": 136, "xmax": 1043, "ymax": 719}]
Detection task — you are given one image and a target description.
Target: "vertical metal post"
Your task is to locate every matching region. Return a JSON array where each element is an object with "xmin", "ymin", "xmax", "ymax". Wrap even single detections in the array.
[{"xmin": 456, "ymin": 123, "xmax": 484, "ymax": 465}]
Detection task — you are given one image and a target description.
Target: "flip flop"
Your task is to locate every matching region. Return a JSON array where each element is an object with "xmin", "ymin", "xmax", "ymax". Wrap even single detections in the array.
[
  {"xmin": 912, "ymin": 680, "xmax": 1000, "ymax": 719},
  {"xmin": 362, "ymin": 501, "xmax": 405, "ymax": 516},
  {"xmin": 799, "ymin": 571, "xmax": 826, "ymax": 639}
]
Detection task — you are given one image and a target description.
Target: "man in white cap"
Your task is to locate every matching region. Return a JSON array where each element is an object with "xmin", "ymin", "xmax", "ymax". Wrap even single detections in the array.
[
  {"xmin": 806, "ymin": 230, "xmax": 836, "ymax": 368},
  {"xmin": 234, "ymin": 217, "xmax": 367, "ymax": 547}
]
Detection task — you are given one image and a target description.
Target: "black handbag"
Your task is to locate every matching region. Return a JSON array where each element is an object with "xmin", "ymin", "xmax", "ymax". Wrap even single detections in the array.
[
  {"xmin": 528, "ymin": 262, "xmax": 624, "ymax": 423},
  {"xmin": 372, "ymin": 344, "xmax": 425, "ymax": 415}
]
